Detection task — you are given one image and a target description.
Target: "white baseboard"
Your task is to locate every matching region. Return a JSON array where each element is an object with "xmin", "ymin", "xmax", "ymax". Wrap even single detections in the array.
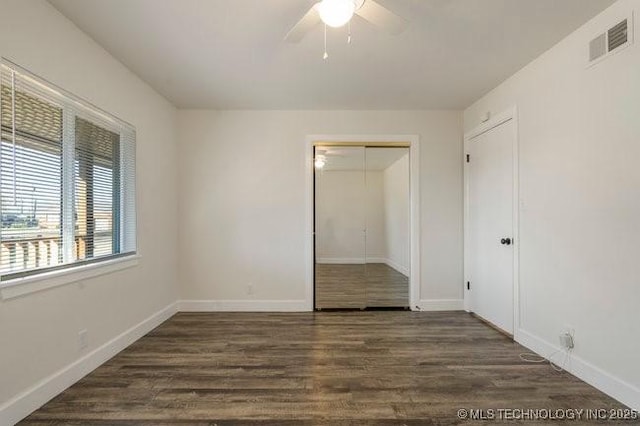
[
  {"xmin": 315, "ymin": 257, "xmax": 394, "ymax": 264},
  {"xmin": 516, "ymin": 328, "xmax": 640, "ymax": 410},
  {"xmin": 0, "ymin": 302, "xmax": 178, "ymax": 426},
  {"xmin": 315, "ymin": 257, "xmax": 410, "ymax": 276},
  {"xmin": 316, "ymin": 257, "xmax": 366, "ymax": 264},
  {"xmin": 417, "ymin": 299, "xmax": 464, "ymax": 311},
  {"xmin": 178, "ymin": 299, "xmax": 309, "ymax": 312},
  {"xmin": 365, "ymin": 257, "xmax": 388, "ymax": 264},
  {"xmin": 5, "ymin": 301, "xmax": 636, "ymax": 426},
  {"xmin": 385, "ymin": 258, "xmax": 409, "ymax": 276}
]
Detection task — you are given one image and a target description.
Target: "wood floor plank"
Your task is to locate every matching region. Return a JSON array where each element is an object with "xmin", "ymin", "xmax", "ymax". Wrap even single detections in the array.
[
  {"xmin": 315, "ymin": 263, "xmax": 409, "ymax": 309},
  {"xmin": 20, "ymin": 311, "xmax": 626, "ymax": 425}
]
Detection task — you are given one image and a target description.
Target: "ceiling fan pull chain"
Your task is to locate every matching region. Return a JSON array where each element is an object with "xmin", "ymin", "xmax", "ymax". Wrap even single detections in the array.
[
  {"xmin": 323, "ymin": 24, "xmax": 329, "ymax": 60},
  {"xmin": 348, "ymin": 21, "xmax": 352, "ymax": 44}
]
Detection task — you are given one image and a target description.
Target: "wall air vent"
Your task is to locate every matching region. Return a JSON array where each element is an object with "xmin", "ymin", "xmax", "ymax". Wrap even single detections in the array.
[
  {"xmin": 587, "ymin": 12, "xmax": 634, "ymax": 67},
  {"xmin": 608, "ymin": 19, "xmax": 628, "ymax": 52},
  {"xmin": 590, "ymin": 33, "xmax": 607, "ymax": 62}
]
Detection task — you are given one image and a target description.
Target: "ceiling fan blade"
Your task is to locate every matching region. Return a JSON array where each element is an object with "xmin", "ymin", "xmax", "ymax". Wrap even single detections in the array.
[
  {"xmin": 285, "ymin": 3, "xmax": 321, "ymax": 43},
  {"xmin": 355, "ymin": 0, "xmax": 408, "ymax": 35}
]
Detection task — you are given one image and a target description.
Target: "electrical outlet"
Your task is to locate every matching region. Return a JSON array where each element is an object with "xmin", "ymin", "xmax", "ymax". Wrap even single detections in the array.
[
  {"xmin": 564, "ymin": 324, "xmax": 575, "ymax": 337},
  {"xmin": 78, "ymin": 329, "xmax": 88, "ymax": 350},
  {"xmin": 559, "ymin": 324, "xmax": 575, "ymax": 350},
  {"xmin": 247, "ymin": 283, "xmax": 253, "ymax": 295},
  {"xmin": 559, "ymin": 331, "xmax": 574, "ymax": 350}
]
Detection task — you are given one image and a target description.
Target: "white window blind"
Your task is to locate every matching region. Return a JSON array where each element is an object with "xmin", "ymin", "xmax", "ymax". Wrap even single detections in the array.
[{"xmin": 0, "ymin": 60, "xmax": 136, "ymax": 281}]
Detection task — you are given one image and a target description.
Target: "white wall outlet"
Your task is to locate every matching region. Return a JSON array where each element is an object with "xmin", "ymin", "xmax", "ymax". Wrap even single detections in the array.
[
  {"xmin": 559, "ymin": 330, "xmax": 574, "ymax": 350},
  {"xmin": 78, "ymin": 329, "xmax": 88, "ymax": 350},
  {"xmin": 564, "ymin": 325, "xmax": 575, "ymax": 339},
  {"xmin": 247, "ymin": 283, "xmax": 253, "ymax": 295}
]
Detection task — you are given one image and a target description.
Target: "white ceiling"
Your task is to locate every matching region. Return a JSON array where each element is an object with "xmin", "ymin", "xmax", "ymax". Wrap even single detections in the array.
[
  {"xmin": 318, "ymin": 147, "xmax": 407, "ymax": 171},
  {"xmin": 49, "ymin": 0, "xmax": 614, "ymax": 109}
]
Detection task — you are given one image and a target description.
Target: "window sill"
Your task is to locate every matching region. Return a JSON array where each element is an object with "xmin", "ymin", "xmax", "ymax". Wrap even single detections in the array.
[{"xmin": 0, "ymin": 254, "xmax": 141, "ymax": 300}]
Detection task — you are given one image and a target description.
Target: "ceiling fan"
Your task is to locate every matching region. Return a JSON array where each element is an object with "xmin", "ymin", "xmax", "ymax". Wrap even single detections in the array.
[{"xmin": 285, "ymin": 0, "xmax": 409, "ymax": 43}]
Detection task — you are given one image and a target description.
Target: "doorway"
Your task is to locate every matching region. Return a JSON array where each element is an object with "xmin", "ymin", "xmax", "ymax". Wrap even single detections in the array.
[
  {"xmin": 314, "ymin": 145, "xmax": 410, "ymax": 309},
  {"xmin": 465, "ymin": 109, "xmax": 519, "ymax": 335},
  {"xmin": 305, "ymin": 136, "xmax": 420, "ymax": 311}
]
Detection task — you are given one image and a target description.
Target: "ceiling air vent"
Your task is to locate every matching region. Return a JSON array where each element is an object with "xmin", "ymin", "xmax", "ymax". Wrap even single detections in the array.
[
  {"xmin": 608, "ymin": 19, "xmax": 628, "ymax": 52},
  {"xmin": 587, "ymin": 13, "xmax": 634, "ymax": 67}
]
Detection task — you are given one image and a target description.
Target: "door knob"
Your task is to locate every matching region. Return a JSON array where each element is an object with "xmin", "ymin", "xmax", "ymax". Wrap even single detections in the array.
[{"xmin": 500, "ymin": 238, "xmax": 512, "ymax": 245}]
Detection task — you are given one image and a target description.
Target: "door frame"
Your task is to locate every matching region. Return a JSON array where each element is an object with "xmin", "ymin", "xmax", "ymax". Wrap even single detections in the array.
[
  {"xmin": 305, "ymin": 134, "xmax": 421, "ymax": 311},
  {"xmin": 463, "ymin": 107, "xmax": 520, "ymax": 336}
]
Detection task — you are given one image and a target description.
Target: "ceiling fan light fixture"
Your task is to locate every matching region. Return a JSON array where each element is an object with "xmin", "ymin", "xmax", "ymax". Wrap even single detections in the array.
[{"xmin": 318, "ymin": 0, "xmax": 356, "ymax": 28}]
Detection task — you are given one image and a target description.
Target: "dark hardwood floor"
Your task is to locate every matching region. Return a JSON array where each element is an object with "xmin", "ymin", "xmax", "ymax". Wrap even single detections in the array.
[
  {"xmin": 315, "ymin": 263, "xmax": 409, "ymax": 309},
  {"xmin": 21, "ymin": 311, "xmax": 625, "ymax": 425}
]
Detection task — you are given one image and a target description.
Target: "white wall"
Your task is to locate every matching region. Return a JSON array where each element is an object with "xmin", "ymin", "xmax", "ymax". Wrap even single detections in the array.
[
  {"xmin": 316, "ymin": 158, "xmax": 410, "ymax": 276},
  {"xmin": 315, "ymin": 170, "xmax": 366, "ymax": 262},
  {"xmin": 315, "ymin": 169, "xmax": 386, "ymax": 262},
  {"xmin": 0, "ymin": 0, "xmax": 178, "ymax": 422},
  {"xmin": 315, "ymin": 170, "xmax": 387, "ymax": 263},
  {"xmin": 383, "ymin": 154, "xmax": 410, "ymax": 274},
  {"xmin": 365, "ymin": 170, "xmax": 387, "ymax": 261},
  {"xmin": 465, "ymin": 0, "xmax": 640, "ymax": 409},
  {"xmin": 178, "ymin": 110, "xmax": 463, "ymax": 306}
]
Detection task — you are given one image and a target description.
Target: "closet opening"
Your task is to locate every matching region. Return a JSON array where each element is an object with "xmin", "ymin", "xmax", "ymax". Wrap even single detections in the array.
[{"xmin": 313, "ymin": 142, "xmax": 412, "ymax": 310}]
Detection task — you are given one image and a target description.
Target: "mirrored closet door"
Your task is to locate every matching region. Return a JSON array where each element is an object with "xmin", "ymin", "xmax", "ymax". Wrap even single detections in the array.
[
  {"xmin": 314, "ymin": 145, "xmax": 410, "ymax": 309},
  {"xmin": 314, "ymin": 146, "xmax": 367, "ymax": 309}
]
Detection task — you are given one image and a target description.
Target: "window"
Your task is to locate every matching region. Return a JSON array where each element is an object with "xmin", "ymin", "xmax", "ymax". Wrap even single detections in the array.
[{"xmin": 0, "ymin": 60, "xmax": 136, "ymax": 282}]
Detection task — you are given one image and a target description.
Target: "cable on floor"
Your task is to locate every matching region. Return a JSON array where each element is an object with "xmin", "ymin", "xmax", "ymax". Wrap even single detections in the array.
[{"xmin": 519, "ymin": 347, "xmax": 572, "ymax": 372}]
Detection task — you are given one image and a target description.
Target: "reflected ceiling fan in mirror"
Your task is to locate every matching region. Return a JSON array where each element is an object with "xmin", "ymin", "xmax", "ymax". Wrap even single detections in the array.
[
  {"xmin": 314, "ymin": 148, "xmax": 350, "ymax": 169},
  {"xmin": 285, "ymin": 0, "xmax": 409, "ymax": 59}
]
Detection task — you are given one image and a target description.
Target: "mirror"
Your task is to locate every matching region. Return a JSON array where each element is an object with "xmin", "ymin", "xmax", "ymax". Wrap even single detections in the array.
[
  {"xmin": 314, "ymin": 145, "xmax": 409, "ymax": 309},
  {"xmin": 364, "ymin": 148, "xmax": 409, "ymax": 308},
  {"xmin": 315, "ymin": 146, "xmax": 366, "ymax": 309}
]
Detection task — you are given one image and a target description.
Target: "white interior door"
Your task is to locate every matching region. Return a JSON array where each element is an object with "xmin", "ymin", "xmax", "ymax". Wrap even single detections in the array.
[{"xmin": 468, "ymin": 119, "xmax": 515, "ymax": 334}]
